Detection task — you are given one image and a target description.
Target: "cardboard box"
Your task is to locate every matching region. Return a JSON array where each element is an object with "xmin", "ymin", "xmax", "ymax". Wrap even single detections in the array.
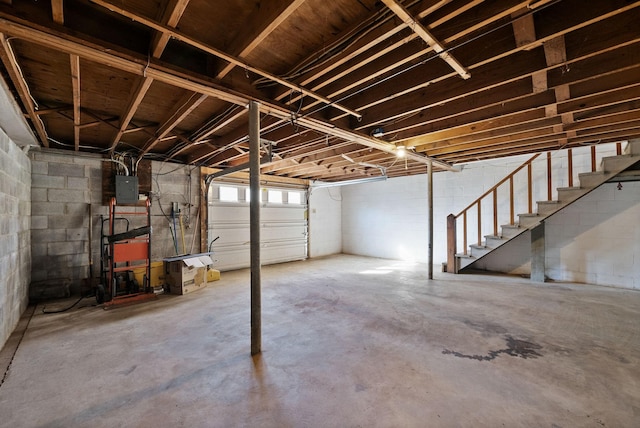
[{"xmin": 163, "ymin": 253, "xmax": 215, "ymax": 295}]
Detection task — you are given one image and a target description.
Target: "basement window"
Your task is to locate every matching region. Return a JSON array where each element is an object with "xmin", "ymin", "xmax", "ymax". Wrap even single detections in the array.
[
  {"xmin": 268, "ymin": 190, "xmax": 283, "ymax": 204},
  {"xmin": 219, "ymin": 186, "xmax": 238, "ymax": 202},
  {"xmin": 288, "ymin": 191, "xmax": 302, "ymax": 204}
]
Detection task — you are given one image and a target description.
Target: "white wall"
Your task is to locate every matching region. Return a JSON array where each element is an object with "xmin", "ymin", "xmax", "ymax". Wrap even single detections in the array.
[
  {"xmin": 342, "ymin": 176, "xmax": 429, "ymax": 262},
  {"xmin": 341, "ymin": 143, "xmax": 621, "ymax": 271},
  {"xmin": 308, "ymin": 187, "xmax": 342, "ymax": 257},
  {"xmin": 545, "ymin": 182, "xmax": 640, "ymax": 289}
]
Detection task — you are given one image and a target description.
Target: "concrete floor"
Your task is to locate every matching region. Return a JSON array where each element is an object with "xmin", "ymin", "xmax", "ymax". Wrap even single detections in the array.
[{"xmin": 1, "ymin": 255, "xmax": 639, "ymax": 427}]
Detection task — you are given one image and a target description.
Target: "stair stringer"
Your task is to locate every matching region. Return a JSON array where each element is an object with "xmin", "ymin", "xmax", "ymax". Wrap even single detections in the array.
[{"xmin": 455, "ymin": 141, "xmax": 640, "ymax": 273}]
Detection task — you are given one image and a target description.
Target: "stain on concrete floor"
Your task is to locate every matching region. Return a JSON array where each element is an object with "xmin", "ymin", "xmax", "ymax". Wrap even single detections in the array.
[{"xmin": 443, "ymin": 336, "xmax": 543, "ymax": 361}]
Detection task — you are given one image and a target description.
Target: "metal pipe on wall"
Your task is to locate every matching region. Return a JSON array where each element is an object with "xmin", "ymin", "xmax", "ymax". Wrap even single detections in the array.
[{"xmin": 249, "ymin": 100, "xmax": 262, "ymax": 356}]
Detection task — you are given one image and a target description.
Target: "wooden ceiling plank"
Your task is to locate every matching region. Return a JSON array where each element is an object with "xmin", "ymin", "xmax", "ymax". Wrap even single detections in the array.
[
  {"xmin": 0, "ymin": 34, "xmax": 49, "ymax": 146},
  {"xmin": 90, "ymin": 0, "xmax": 362, "ymax": 120},
  {"xmin": 151, "ymin": 0, "xmax": 191, "ymax": 58},
  {"xmin": 354, "ymin": 34, "xmax": 640, "ymax": 131},
  {"xmin": 299, "ymin": 0, "xmax": 554, "ymax": 116},
  {"xmin": 217, "ymin": 0, "xmax": 307, "ymax": 79},
  {"xmin": 70, "ymin": 53, "xmax": 80, "ymax": 150},
  {"xmin": 0, "ymin": 12, "xmax": 451, "ymax": 170},
  {"xmin": 141, "ymin": 92, "xmax": 208, "ymax": 155},
  {"xmin": 342, "ymin": 2, "xmax": 640, "ymax": 127},
  {"xmin": 109, "ymin": 77, "xmax": 154, "ymax": 152},
  {"xmin": 392, "ymin": 62, "xmax": 640, "ymax": 141}
]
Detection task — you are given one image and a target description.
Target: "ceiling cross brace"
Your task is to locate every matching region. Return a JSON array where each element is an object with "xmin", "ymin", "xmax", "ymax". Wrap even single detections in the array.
[{"xmin": 381, "ymin": 0, "xmax": 471, "ymax": 80}]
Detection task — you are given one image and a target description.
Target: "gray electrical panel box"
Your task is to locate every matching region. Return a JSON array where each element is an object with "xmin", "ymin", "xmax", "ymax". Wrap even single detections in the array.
[{"xmin": 115, "ymin": 175, "xmax": 139, "ymax": 204}]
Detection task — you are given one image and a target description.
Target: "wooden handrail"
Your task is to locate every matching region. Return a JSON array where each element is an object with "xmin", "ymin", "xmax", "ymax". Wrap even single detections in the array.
[
  {"xmin": 446, "ymin": 143, "xmax": 619, "ymax": 273},
  {"xmin": 454, "ymin": 153, "xmax": 541, "ymax": 218}
]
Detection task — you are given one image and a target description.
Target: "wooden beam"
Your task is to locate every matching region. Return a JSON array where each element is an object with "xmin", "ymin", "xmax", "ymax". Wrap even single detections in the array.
[
  {"xmin": 381, "ymin": 0, "xmax": 470, "ymax": 79},
  {"xmin": 0, "ymin": 14, "xmax": 451, "ymax": 170},
  {"xmin": 141, "ymin": 92, "xmax": 208, "ymax": 155},
  {"xmin": 51, "ymin": 0, "xmax": 64, "ymax": 25},
  {"xmin": 151, "ymin": 0, "xmax": 190, "ymax": 58},
  {"xmin": 216, "ymin": 0, "xmax": 307, "ymax": 79},
  {"xmin": 0, "ymin": 34, "xmax": 48, "ymax": 146},
  {"xmin": 109, "ymin": 77, "xmax": 153, "ymax": 153},
  {"xmin": 89, "ymin": 0, "xmax": 362, "ymax": 119},
  {"xmin": 70, "ymin": 54, "xmax": 80, "ymax": 150},
  {"xmin": 511, "ymin": 9, "xmax": 536, "ymax": 48},
  {"xmin": 338, "ymin": 2, "xmax": 640, "ymax": 126}
]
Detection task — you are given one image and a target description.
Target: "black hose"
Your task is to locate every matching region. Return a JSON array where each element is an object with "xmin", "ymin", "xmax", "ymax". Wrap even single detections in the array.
[{"xmin": 41, "ymin": 295, "xmax": 88, "ymax": 314}]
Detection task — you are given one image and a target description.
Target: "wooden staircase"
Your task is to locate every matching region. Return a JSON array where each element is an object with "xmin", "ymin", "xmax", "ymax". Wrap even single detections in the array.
[{"xmin": 447, "ymin": 140, "xmax": 640, "ymax": 273}]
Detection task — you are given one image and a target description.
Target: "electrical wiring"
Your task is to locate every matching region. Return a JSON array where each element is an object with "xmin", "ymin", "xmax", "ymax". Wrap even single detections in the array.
[
  {"xmin": 303, "ymin": 0, "xmax": 564, "ymax": 120},
  {"xmin": 48, "ymin": 137, "xmax": 111, "ymax": 152}
]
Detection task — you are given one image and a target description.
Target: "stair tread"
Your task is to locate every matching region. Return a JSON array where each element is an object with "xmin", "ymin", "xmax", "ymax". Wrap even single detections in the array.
[
  {"xmin": 455, "ymin": 253, "xmax": 474, "ymax": 259},
  {"xmin": 537, "ymin": 200, "xmax": 561, "ymax": 205},
  {"xmin": 557, "ymin": 186, "xmax": 582, "ymax": 191},
  {"xmin": 501, "ymin": 224, "xmax": 521, "ymax": 229},
  {"xmin": 518, "ymin": 212, "xmax": 539, "ymax": 217}
]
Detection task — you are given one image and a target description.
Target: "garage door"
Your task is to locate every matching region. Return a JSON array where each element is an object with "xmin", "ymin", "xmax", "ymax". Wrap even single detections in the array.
[{"xmin": 207, "ymin": 183, "xmax": 308, "ymax": 271}]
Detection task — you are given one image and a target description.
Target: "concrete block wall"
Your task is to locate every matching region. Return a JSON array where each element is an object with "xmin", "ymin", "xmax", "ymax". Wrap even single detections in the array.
[
  {"xmin": 0, "ymin": 129, "xmax": 31, "ymax": 350},
  {"xmin": 30, "ymin": 149, "xmax": 104, "ymax": 298},
  {"xmin": 148, "ymin": 163, "xmax": 201, "ymax": 260},
  {"xmin": 308, "ymin": 187, "xmax": 342, "ymax": 257},
  {"xmin": 29, "ymin": 150, "xmax": 201, "ymax": 297}
]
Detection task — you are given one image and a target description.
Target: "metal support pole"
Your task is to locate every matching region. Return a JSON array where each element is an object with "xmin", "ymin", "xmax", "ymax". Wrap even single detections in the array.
[
  {"xmin": 428, "ymin": 159, "xmax": 433, "ymax": 280},
  {"xmin": 249, "ymin": 100, "xmax": 261, "ymax": 356}
]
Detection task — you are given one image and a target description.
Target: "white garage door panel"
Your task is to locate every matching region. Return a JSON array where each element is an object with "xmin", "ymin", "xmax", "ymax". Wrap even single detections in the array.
[{"xmin": 208, "ymin": 185, "xmax": 307, "ymax": 271}]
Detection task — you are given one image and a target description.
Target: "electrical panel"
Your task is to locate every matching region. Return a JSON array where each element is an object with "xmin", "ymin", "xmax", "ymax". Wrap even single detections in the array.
[{"xmin": 115, "ymin": 175, "xmax": 139, "ymax": 204}]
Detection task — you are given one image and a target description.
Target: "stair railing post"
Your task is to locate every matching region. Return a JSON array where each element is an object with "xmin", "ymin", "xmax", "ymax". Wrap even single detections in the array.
[
  {"xmin": 463, "ymin": 211, "xmax": 468, "ymax": 255},
  {"xmin": 568, "ymin": 148, "xmax": 573, "ymax": 187},
  {"xmin": 447, "ymin": 214, "xmax": 457, "ymax": 273},
  {"xmin": 527, "ymin": 162, "xmax": 533, "ymax": 213},
  {"xmin": 477, "ymin": 200, "xmax": 482, "ymax": 247},
  {"xmin": 616, "ymin": 142, "xmax": 622, "ymax": 155},
  {"xmin": 492, "ymin": 189, "xmax": 497, "ymax": 237},
  {"xmin": 547, "ymin": 152, "xmax": 552, "ymax": 201},
  {"xmin": 591, "ymin": 145, "xmax": 596, "ymax": 172},
  {"xmin": 509, "ymin": 177, "xmax": 514, "ymax": 225}
]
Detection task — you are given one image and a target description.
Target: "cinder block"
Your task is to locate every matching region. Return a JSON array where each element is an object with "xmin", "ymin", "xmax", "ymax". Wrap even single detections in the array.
[
  {"xmin": 47, "ymin": 215, "xmax": 86, "ymax": 229},
  {"xmin": 48, "ymin": 162, "xmax": 86, "ymax": 177},
  {"xmin": 32, "ymin": 229, "xmax": 67, "ymax": 243},
  {"xmin": 66, "ymin": 228, "xmax": 88, "ymax": 241},
  {"xmin": 47, "ymin": 241, "xmax": 85, "ymax": 256},
  {"xmin": 48, "ymin": 188, "xmax": 88, "ymax": 203},
  {"xmin": 31, "ymin": 216, "xmax": 48, "ymax": 230},
  {"xmin": 67, "ymin": 176, "xmax": 89, "ymax": 189},
  {"xmin": 32, "ymin": 201, "xmax": 65, "ymax": 215},
  {"xmin": 32, "ymin": 174, "xmax": 65, "ymax": 189},
  {"xmin": 31, "ymin": 188, "xmax": 47, "ymax": 202},
  {"xmin": 31, "ymin": 160, "xmax": 48, "ymax": 175}
]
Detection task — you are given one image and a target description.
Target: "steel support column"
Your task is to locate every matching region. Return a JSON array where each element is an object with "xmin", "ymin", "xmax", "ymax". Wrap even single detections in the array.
[
  {"xmin": 249, "ymin": 101, "xmax": 261, "ymax": 355},
  {"xmin": 428, "ymin": 159, "xmax": 433, "ymax": 280}
]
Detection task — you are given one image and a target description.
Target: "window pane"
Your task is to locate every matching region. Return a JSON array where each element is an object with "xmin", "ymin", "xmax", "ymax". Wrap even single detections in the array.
[
  {"xmin": 268, "ymin": 190, "xmax": 282, "ymax": 204},
  {"xmin": 219, "ymin": 186, "xmax": 238, "ymax": 202},
  {"xmin": 288, "ymin": 191, "xmax": 301, "ymax": 204}
]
